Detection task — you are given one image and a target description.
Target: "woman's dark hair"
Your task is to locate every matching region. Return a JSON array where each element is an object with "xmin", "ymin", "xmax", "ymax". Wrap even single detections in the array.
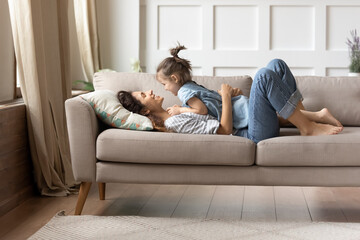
[
  {"xmin": 117, "ymin": 90, "xmax": 143, "ymax": 114},
  {"xmin": 156, "ymin": 43, "xmax": 192, "ymax": 86},
  {"xmin": 117, "ymin": 90, "xmax": 167, "ymax": 132}
]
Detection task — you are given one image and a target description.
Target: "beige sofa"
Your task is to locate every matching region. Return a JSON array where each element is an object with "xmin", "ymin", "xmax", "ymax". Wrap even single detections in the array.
[{"xmin": 65, "ymin": 72, "xmax": 360, "ymax": 215}]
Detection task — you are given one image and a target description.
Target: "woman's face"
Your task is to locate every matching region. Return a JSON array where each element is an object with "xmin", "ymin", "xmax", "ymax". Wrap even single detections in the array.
[
  {"xmin": 131, "ymin": 90, "xmax": 164, "ymax": 112},
  {"xmin": 156, "ymin": 71, "xmax": 181, "ymax": 96}
]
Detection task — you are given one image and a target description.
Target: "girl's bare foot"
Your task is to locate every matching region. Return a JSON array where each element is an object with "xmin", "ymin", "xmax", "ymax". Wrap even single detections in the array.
[
  {"xmin": 300, "ymin": 122, "xmax": 343, "ymax": 136},
  {"xmin": 319, "ymin": 108, "xmax": 343, "ymax": 127}
]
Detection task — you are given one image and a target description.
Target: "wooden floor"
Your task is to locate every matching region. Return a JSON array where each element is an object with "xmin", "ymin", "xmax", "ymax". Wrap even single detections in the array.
[{"xmin": 1, "ymin": 184, "xmax": 360, "ymax": 239}]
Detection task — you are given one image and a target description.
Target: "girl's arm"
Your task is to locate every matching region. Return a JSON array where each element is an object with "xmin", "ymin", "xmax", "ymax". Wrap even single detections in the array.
[
  {"xmin": 167, "ymin": 97, "xmax": 208, "ymax": 116},
  {"xmin": 216, "ymin": 84, "xmax": 233, "ymax": 135}
]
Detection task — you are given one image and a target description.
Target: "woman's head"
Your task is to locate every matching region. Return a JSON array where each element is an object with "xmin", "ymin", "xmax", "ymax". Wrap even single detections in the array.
[
  {"xmin": 117, "ymin": 90, "xmax": 144, "ymax": 114},
  {"xmin": 156, "ymin": 43, "xmax": 192, "ymax": 96},
  {"xmin": 118, "ymin": 90, "xmax": 164, "ymax": 114},
  {"xmin": 117, "ymin": 90, "xmax": 166, "ymax": 131}
]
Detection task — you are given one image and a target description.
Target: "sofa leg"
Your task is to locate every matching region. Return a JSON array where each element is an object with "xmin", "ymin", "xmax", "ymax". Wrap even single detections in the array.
[
  {"xmin": 75, "ymin": 182, "xmax": 92, "ymax": 215},
  {"xmin": 98, "ymin": 182, "xmax": 106, "ymax": 200}
]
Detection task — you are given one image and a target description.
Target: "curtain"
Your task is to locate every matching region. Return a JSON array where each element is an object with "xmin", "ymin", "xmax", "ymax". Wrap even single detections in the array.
[
  {"xmin": 73, "ymin": 0, "xmax": 101, "ymax": 83},
  {"xmin": 8, "ymin": 0, "xmax": 78, "ymax": 196},
  {"xmin": 0, "ymin": 0, "xmax": 16, "ymax": 102}
]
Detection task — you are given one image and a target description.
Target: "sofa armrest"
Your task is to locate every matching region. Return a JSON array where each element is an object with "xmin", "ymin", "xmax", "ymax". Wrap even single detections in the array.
[{"xmin": 65, "ymin": 96, "xmax": 99, "ymax": 182}]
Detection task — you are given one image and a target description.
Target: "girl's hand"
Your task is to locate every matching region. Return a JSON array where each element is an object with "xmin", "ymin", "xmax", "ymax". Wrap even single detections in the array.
[
  {"xmin": 167, "ymin": 105, "xmax": 181, "ymax": 116},
  {"xmin": 218, "ymin": 84, "xmax": 233, "ymax": 98},
  {"xmin": 231, "ymin": 87, "xmax": 243, "ymax": 97}
]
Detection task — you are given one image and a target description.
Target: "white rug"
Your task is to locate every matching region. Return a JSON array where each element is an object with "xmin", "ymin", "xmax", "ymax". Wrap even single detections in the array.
[{"xmin": 29, "ymin": 211, "xmax": 360, "ymax": 240}]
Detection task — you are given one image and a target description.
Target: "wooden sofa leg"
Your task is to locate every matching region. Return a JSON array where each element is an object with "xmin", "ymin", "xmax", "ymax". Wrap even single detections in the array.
[
  {"xmin": 98, "ymin": 182, "xmax": 106, "ymax": 200},
  {"xmin": 75, "ymin": 182, "xmax": 92, "ymax": 215}
]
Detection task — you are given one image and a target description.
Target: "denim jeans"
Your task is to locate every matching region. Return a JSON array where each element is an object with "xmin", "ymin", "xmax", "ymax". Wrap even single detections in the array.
[{"xmin": 235, "ymin": 59, "xmax": 303, "ymax": 143}]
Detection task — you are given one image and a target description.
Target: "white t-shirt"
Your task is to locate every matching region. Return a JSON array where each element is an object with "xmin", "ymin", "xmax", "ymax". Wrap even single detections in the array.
[{"xmin": 164, "ymin": 112, "xmax": 220, "ymax": 134}]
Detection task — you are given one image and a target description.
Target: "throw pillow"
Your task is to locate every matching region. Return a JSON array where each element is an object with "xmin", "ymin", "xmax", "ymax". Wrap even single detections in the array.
[{"xmin": 80, "ymin": 90, "xmax": 153, "ymax": 130}]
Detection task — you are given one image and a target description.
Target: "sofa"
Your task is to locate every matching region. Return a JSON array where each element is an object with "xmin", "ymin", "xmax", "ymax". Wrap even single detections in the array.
[{"xmin": 65, "ymin": 71, "xmax": 360, "ymax": 215}]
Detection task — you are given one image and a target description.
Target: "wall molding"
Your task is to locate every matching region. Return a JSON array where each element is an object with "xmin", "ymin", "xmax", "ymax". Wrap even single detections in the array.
[{"xmin": 141, "ymin": 0, "xmax": 360, "ymax": 77}]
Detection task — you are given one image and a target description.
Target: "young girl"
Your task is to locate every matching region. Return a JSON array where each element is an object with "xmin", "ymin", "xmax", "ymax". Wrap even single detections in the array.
[
  {"xmin": 155, "ymin": 44, "xmax": 343, "ymax": 140},
  {"xmin": 156, "ymin": 44, "xmax": 249, "ymax": 130}
]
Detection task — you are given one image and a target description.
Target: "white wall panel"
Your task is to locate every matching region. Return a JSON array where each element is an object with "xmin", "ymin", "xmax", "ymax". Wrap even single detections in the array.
[
  {"xmin": 326, "ymin": 6, "xmax": 360, "ymax": 50},
  {"xmin": 214, "ymin": 67, "xmax": 257, "ymax": 77},
  {"xmin": 192, "ymin": 67, "xmax": 203, "ymax": 76},
  {"xmin": 214, "ymin": 6, "xmax": 258, "ymax": 50},
  {"xmin": 158, "ymin": 6, "xmax": 202, "ymax": 50},
  {"xmin": 290, "ymin": 67, "xmax": 315, "ymax": 76},
  {"xmin": 270, "ymin": 6, "xmax": 315, "ymax": 50},
  {"xmin": 326, "ymin": 68, "xmax": 349, "ymax": 76},
  {"xmin": 135, "ymin": 0, "xmax": 360, "ymax": 77}
]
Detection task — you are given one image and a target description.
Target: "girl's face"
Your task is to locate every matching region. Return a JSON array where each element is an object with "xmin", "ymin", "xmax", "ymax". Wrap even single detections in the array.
[
  {"xmin": 131, "ymin": 90, "xmax": 164, "ymax": 112},
  {"xmin": 156, "ymin": 71, "xmax": 181, "ymax": 96}
]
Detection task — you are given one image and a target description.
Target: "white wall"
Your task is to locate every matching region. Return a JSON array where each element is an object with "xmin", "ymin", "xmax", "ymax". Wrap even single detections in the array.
[
  {"xmin": 68, "ymin": 0, "xmax": 140, "ymax": 81},
  {"xmin": 3, "ymin": 1, "xmax": 358, "ymax": 98},
  {"xmin": 0, "ymin": 0, "xmax": 15, "ymax": 102},
  {"xmin": 141, "ymin": 0, "xmax": 360, "ymax": 78},
  {"xmin": 68, "ymin": 0, "xmax": 360, "ymax": 80},
  {"xmin": 96, "ymin": 0, "xmax": 140, "ymax": 72}
]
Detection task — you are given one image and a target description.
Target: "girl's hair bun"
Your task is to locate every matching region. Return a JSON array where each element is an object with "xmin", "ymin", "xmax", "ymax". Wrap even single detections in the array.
[
  {"xmin": 170, "ymin": 43, "xmax": 187, "ymax": 58},
  {"xmin": 156, "ymin": 42, "xmax": 192, "ymax": 85}
]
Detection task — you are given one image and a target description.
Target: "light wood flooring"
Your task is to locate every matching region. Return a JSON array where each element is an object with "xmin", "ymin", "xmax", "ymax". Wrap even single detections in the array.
[{"xmin": 1, "ymin": 184, "xmax": 360, "ymax": 239}]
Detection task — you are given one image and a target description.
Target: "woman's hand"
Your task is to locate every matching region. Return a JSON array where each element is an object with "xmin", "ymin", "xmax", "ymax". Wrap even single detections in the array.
[
  {"xmin": 218, "ymin": 84, "xmax": 233, "ymax": 98},
  {"xmin": 231, "ymin": 87, "xmax": 243, "ymax": 97},
  {"xmin": 216, "ymin": 84, "xmax": 233, "ymax": 135},
  {"xmin": 218, "ymin": 85, "xmax": 242, "ymax": 97},
  {"xmin": 167, "ymin": 105, "xmax": 182, "ymax": 116}
]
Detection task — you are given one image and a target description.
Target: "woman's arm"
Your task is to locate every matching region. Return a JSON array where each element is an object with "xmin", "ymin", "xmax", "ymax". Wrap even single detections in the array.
[
  {"xmin": 167, "ymin": 97, "xmax": 208, "ymax": 116},
  {"xmin": 216, "ymin": 84, "xmax": 233, "ymax": 135}
]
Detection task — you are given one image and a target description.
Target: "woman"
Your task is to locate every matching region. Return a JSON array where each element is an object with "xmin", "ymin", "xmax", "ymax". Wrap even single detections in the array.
[
  {"xmin": 118, "ymin": 60, "xmax": 343, "ymax": 143},
  {"xmin": 118, "ymin": 83, "xmax": 235, "ymax": 135}
]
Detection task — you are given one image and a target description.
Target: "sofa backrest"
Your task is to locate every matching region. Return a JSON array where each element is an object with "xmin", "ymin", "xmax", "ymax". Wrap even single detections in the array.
[
  {"xmin": 296, "ymin": 76, "xmax": 360, "ymax": 126},
  {"xmin": 93, "ymin": 72, "xmax": 253, "ymax": 109},
  {"xmin": 93, "ymin": 72, "xmax": 360, "ymax": 127}
]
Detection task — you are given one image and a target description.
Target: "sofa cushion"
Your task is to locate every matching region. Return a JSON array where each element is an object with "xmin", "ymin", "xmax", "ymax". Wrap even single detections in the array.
[
  {"xmin": 296, "ymin": 76, "xmax": 360, "ymax": 126},
  {"xmin": 80, "ymin": 90, "xmax": 153, "ymax": 130},
  {"xmin": 93, "ymin": 72, "xmax": 253, "ymax": 109},
  {"xmin": 96, "ymin": 129, "xmax": 255, "ymax": 166},
  {"xmin": 256, "ymin": 127, "xmax": 360, "ymax": 167}
]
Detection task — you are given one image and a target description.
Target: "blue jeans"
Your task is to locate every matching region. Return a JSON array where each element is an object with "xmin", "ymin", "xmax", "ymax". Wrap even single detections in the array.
[{"xmin": 236, "ymin": 59, "xmax": 303, "ymax": 143}]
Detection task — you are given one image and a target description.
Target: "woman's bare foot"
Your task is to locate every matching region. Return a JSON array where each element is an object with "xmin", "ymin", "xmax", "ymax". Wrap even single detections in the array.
[
  {"xmin": 300, "ymin": 122, "xmax": 343, "ymax": 136},
  {"xmin": 318, "ymin": 108, "xmax": 343, "ymax": 127}
]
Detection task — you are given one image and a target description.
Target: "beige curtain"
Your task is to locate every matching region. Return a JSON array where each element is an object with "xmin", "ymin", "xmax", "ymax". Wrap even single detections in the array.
[
  {"xmin": 0, "ymin": 0, "xmax": 16, "ymax": 102},
  {"xmin": 8, "ymin": 0, "xmax": 78, "ymax": 196},
  {"xmin": 73, "ymin": 0, "xmax": 101, "ymax": 82}
]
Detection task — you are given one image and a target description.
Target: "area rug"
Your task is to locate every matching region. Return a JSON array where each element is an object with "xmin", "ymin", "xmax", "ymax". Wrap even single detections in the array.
[{"xmin": 29, "ymin": 211, "xmax": 360, "ymax": 240}]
